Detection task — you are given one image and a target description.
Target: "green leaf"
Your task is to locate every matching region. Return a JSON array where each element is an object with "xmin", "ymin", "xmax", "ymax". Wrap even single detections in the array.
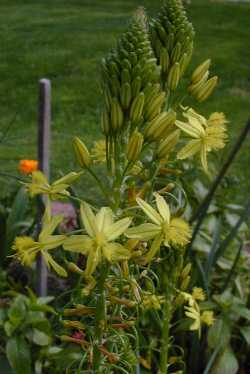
[
  {"xmin": 231, "ymin": 304, "xmax": 250, "ymax": 321},
  {"xmin": 37, "ymin": 296, "xmax": 54, "ymax": 305},
  {"xmin": 240, "ymin": 326, "xmax": 250, "ymax": 345},
  {"xmin": 6, "ymin": 336, "xmax": 31, "ymax": 374},
  {"xmin": 211, "ymin": 346, "xmax": 238, "ymax": 374},
  {"xmin": 4, "ymin": 321, "xmax": 17, "ymax": 337},
  {"xmin": 8, "ymin": 295, "xmax": 27, "ymax": 327},
  {"xmin": 32, "ymin": 329, "xmax": 51, "ymax": 346},
  {"xmin": 208, "ymin": 318, "xmax": 231, "ymax": 349},
  {"xmin": 25, "ymin": 311, "xmax": 46, "ymax": 326}
]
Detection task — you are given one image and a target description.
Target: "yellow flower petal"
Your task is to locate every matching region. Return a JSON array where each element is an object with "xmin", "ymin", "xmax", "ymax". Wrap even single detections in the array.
[
  {"xmin": 184, "ymin": 108, "xmax": 207, "ymax": 127},
  {"xmin": 42, "ymin": 251, "xmax": 67, "ymax": 277},
  {"xmin": 201, "ymin": 311, "xmax": 215, "ymax": 326},
  {"xmin": 41, "ymin": 235, "xmax": 66, "ymax": 250},
  {"xmin": 154, "ymin": 193, "xmax": 170, "ymax": 223},
  {"xmin": 126, "ymin": 223, "xmax": 161, "ymax": 240},
  {"xmin": 32, "ymin": 171, "xmax": 49, "ymax": 186},
  {"xmin": 102, "ymin": 243, "xmax": 131, "ymax": 262},
  {"xmin": 80, "ymin": 202, "xmax": 97, "ymax": 237},
  {"xmin": 105, "ymin": 217, "xmax": 132, "ymax": 241},
  {"xmin": 200, "ymin": 144, "xmax": 208, "ymax": 173},
  {"xmin": 63, "ymin": 235, "xmax": 93, "ymax": 255},
  {"xmin": 145, "ymin": 234, "xmax": 163, "ymax": 263},
  {"xmin": 136, "ymin": 197, "xmax": 162, "ymax": 225},
  {"xmin": 40, "ymin": 215, "xmax": 64, "ymax": 241},
  {"xmin": 175, "ymin": 120, "xmax": 205, "ymax": 139},
  {"xmin": 177, "ymin": 139, "xmax": 201, "ymax": 160},
  {"xmin": 85, "ymin": 247, "xmax": 101, "ymax": 278},
  {"xmin": 52, "ymin": 172, "xmax": 82, "ymax": 186},
  {"xmin": 96, "ymin": 207, "xmax": 113, "ymax": 233},
  {"xmin": 50, "ymin": 184, "xmax": 70, "ymax": 194}
]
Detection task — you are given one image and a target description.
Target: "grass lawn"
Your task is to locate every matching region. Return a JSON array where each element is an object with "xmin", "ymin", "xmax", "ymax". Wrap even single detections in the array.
[{"xmin": 0, "ymin": 0, "xmax": 249, "ymax": 202}]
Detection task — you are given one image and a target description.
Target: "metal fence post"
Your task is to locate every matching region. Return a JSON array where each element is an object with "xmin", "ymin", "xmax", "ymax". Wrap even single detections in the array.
[{"xmin": 36, "ymin": 79, "xmax": 51, "ymax": 296}]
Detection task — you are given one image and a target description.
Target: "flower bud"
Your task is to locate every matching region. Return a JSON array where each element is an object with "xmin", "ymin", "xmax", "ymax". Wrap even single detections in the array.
[
  {"xmin": 53, "ymin": 172, "xmax": 82, "ymax": 186},
  {"xmin": 191, "ymin": 59, "xmax": 211, "ymax": 84},
  {"xmin": 73, "ymin": 137, "xmax": 91, "ymax": 168},
  {"xmin": 188, "ymin": 71, "xmax": 209, "ymax": 96},
  {"xmin": 181, "ymin": 263, "xmax": 192, "ymax": 279},
  {"xmin": 111, "ymin": 98, "xmax": 124, "ymax": 131},
  {"xmin": 144, "ymin": 110, "xmax": 176, "ymax": 141},
  {"xmin": 67, "ymin": 261, "xmax": 84, "ymax": 274},
  {"xmin": 101, "ymin": 110, "xmax": 110, "ymax": 135},
  {"xmin": 156, "ymin": 130, "xmax": 180, "ymax": 159},
  {"xmin": 127, "ymin": 130, "xmax": 144, "ymax": 162},
  {"xmin": 167, "ymin": 62, "xmax": 180, "ymax": 91},
  {"xmin": 130, "ymin": 92, "xmax": 145, "ymax": 124},
  {"xmin": 196, "ymin": 76, "xmax": 218, "ymax": 102},
  {"xmin": 180, "ymin": 275, "xmax": 191, "ymax": 291}
]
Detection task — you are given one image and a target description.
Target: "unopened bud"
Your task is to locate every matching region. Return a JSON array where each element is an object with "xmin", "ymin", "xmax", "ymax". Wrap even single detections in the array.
[
  {"xmin": 127, "ymin": 130, "xmax": 144, "ymax": 162},
  {"xmin": 181, "ymin": 263, "xmax": 192, "ymax": 279},
  {"xmin": 196, "ymin": 76, "xmax": 218, "ymax": 102},
  {"xmin": 67, "ymin": 262, "xmax": 84, "ymax": 275},
  {"xmin": 73, "ymin": 137, "xmax": 91, "ymax": 168},
  {"xmin": 191, "ymin": 59, "xmax": 211, "ymax": 84},
  {"xmin": 157, "ymin": 130, "xmax": 180, "ymax": 159},
  {"xmin": 180, "ymin": 275, "xmax": 191, "ymax": 290},
  {"xmin": 168, "ymin": 63, "xmax": 180, "ymax": 91},
  {"xmin": 101, "ymin": 110, "xmax": 110, "ymax": 135}
]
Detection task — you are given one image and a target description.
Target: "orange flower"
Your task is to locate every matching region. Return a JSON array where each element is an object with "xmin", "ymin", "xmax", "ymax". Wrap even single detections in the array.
[{"xmin": 19, "ymin": 160, "xmax": 38, "ymax": 175}]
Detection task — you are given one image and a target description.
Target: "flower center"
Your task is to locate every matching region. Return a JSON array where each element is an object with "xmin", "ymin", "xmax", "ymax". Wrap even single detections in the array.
[
  {"xmin": 95, "ymin": 232, "xmax": 106, "ymax": 247},
  {"xmin": 162, "ymin": 221, "xmax": 170, "ymax": 238}
]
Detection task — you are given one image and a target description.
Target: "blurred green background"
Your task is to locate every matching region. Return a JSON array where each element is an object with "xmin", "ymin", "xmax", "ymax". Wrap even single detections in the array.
[{"xmin": 0, "ymin": 0, "xmax": 249, "ymax": 200}]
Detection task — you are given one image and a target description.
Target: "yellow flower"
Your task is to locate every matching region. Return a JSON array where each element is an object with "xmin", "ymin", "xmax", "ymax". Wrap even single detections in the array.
[
  {"xmin": 176, "ymin": 108, "xmax": 227, "ymax": 173},
  {"xmin": 142, "ymin": 292, "xmax": 164, "ymax": 311},
  {"xmin": 201, "ymin": 311, "xmax": 215, "ymax": 326},
  {"xmin": 63, "ymin": 203, "xmax": 132, "ymax": 278},
  {"xmin": 26, "ymin": 171, "xmax": 82, "ymax": 199},
  {"xmin": 91, "ymin": 139, "xmax": 106, "ymax": 164},
  {"xmin": 185, "ymin": 302, "xmax": 202, "ymax": 337},
  {"xmin": 192, "ymin": 287, "xmax": 206, "ymax": 301},
  {"xmin": 126, "ymin": 193, "xmax": 191, "ymax": 262},
  {"xmin": 12, "ymin": 206, "xmax": 67, "ymax": 277},
  {"xmin": 182, "ymin": 290, "xmax": 214, "ymax": 336}
]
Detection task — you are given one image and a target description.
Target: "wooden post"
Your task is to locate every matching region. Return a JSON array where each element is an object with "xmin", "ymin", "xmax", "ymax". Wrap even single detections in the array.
[{"xmin": 36, "ymin": 79, "xmax": 51, "ymax": 296}]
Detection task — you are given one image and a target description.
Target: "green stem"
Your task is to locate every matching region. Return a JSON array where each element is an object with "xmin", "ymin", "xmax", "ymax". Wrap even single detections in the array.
[
  {"xmin": 86, "ymin": 166, "xmax": 111, "ymax": 203},
  {"xmin": 93, "ymin": 263, "xmax": 109, "ymax": 372},
  {"xmin": 0, "ymin": 172, "xmax": 26, "ymax": 182},
  {"xmin": 159, "ymin": 297, "xmax": 171, "ymax": 374}
]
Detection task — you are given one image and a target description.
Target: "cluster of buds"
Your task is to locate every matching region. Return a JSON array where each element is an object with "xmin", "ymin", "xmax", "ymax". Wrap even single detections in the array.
[
  {"xmin": 150, "ymin": 0, "xmax": 194, "ymax": 91},
  {"xmin": 188, "ymin": 59, "xmax": 218, "ymax": 102},
  {"xmin": 101, "ymin": 8, "xmax": 166, "ymax": 139}
]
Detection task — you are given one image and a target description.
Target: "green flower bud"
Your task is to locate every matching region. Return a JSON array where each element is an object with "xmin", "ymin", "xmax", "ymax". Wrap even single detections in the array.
[
  {"xmin": 127, "ymin": 130, "xmax": 144, "ymax": 162},
  {"xmin": 191, "ymin": 59, "xmax": 211, "ymax": 84},
  {"xmin": 120, "ymin": 82, "xmax": 132, "ymax": 110},
  {"xmin": 111, "ymin": 98, "xmax": 124, "ymax": 131},
  {"xmin": 101, "ymin": 110, "xmax": 110, "ymax": 135},
  {"xmin": 196, "ymin": 76, "xmax": 218, "ymax": 102},
  {"xmin": 130, "ymin": 92, "xmax": 145, "ymax": 124},
  {"xmin": 156, "ymin": 129, "xmax": 180, "ymax": 159},
  {"xmin": 167, "ymin": 62, "xmax": 180, "ymax": 91},
  {"xmin": 73, "ymin": 137, "xmax": 91, "ymax": 168}
]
